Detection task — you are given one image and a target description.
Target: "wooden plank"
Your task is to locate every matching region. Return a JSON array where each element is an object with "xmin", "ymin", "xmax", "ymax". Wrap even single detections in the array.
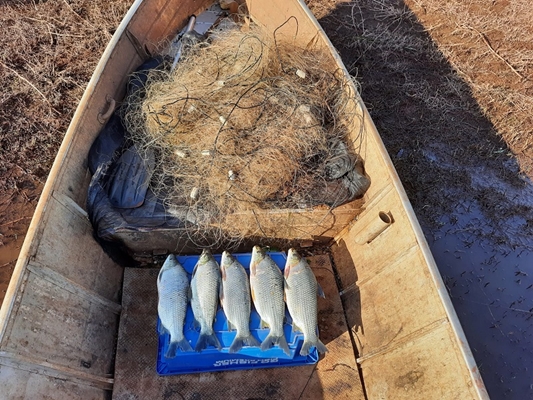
[
  {"xmin": 110, "ymin": 200, "xmax": 364, "ymax": 255},
  {"xmin": 0, "ymin": 1, "xmax": 140, "ymax": 344},
  {"xmin": 113, "ymin": 255, "xmax": 364, "ymax": 399},
  {"xmin": 1, "ymin": 272, "xmax": 118, "ymax": 377},
  {"xmin": 247, "ymin": 0, "xmax": 325, "ymax": 50},
  {"xmin": 54, "ymin": 192, "xmax": 89, "ymax": 219},
  {"xmin": 26, "ymin": 263, "xmax": 121, "ymax": 315},
  {"xmin": 333, "ymin": 188, "xmax": 420, "ymax": 286},
  {"xmin": 33, "ymin": 196, "xmax": 123, "ymax": 302},
  {"xmin": 128, "ymin": 0, "xmax": 214, "ymax": 56},
  {"xmin": 333, "ymin": 249, "xmax": 447, "ymax": 356},
  {"xmin": 0, "ymin": 362, "xmax": 108, "ymax": 400},
  {"xmin": 222, "ymin": 199, "xmax": 364, "ymax": 241},
  {"xmin": 0, "ymin": 351, "xmax": 113, "ymax": 391},
  {"xmin": 359, "ymin": 322, "xmax": 479, "ymax": 399}
]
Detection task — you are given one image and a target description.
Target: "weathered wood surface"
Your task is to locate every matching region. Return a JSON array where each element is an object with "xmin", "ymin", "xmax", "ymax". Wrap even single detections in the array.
[
  {"xmin": 0, "ymin": 269, "xmax": 119, "ymax": 378},
  {"xmin": 331, "ymin": 176, "xmax": 483, "ymax": 398},
  {"xmin": 0, "ymin": 364, "xmax": 107, "ymax": 400},
  {"xmin": 112, "ymin": 255, "xmax": 364, "ymax": 399}
]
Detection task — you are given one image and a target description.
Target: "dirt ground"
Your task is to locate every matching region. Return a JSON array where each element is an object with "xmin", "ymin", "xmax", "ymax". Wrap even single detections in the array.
[
  {"xmin": 0, "ymin": 0, "xmax": 130, "ymax": 301},
  {"xmin": 1, "ymin": 0, "xmax": 532, "ymax": 398}
]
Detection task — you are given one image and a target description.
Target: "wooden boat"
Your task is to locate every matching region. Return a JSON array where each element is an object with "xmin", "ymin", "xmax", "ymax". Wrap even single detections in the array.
[{"xmin": 0, "ymin": 0, "xmax": 489, "ymax": 398}]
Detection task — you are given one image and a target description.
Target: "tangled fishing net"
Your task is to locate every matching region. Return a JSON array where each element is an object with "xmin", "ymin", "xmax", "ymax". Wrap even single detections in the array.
[{"xmin": 122, "ymin": 19, "xmax": 369, "ymax": 245}]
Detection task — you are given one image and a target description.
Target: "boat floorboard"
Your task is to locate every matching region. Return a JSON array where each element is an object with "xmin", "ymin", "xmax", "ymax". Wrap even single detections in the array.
[{"xmin": 112, "ymin": 255, "xmax": 364, "ymax": 399}]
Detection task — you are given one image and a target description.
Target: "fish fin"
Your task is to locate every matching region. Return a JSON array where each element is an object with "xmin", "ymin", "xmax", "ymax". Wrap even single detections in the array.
[
  {"xmin": 260, "ymin": 333, "xmax": 290, "ymax": 356},
  {"xmin": 195, "ymin": 332, "xmax": 221, "ymax": 352},
  {"xmin": 284, "ymin": 277, "xmax": 290, "ymax": 292},
  {"xmin": 177, "ymin": 337, "xmax": 193, "ymax": 353},
  {"xmin": 317, "ymin": 283, "xmax": 326, "ymax": 298},
  {"xmin": 229, "ymin": 333, "xmax": 260, "ymax": 353},
  {"xmin": 220, "ymin": 263, "xmax": 226, "ymax": 281},
  {"xmin": 260, "ymin": 333, "xmax": 274, "ymax": 351},
  {"xmin": 158, "ymin": 322, "xmax": 168, "ymax": 336},
  {"xmin": 278, "ymin": 334, "xmax": 291, "ymax": 356},
  {"xmin": 300, "ymin": 338, "xmax": 328, "ymax": 357},
  {"xmin": 283, "ymin": 263, "xmax": 291, "ymax": 279},
  {"xmin": 165, "ymin": 341, "xmax": 178, "ymax": 358},
  {"xmin": 165, "ymin": 338, "xmax": 193, "ymax": 357},
  {"xmin": 315, "ymin": 339, "xmax": 328, "ymax": 354},
  {"xmin": 219, "ymin": 284, "xmax": 224, "ymax": 306},
  {"xmin": 259, "ymin": 319, "xmax": 269, "ymax": 329},
  {"xmin": 227, "ymin": 320, "xmax": 234, "ymax": 331}
]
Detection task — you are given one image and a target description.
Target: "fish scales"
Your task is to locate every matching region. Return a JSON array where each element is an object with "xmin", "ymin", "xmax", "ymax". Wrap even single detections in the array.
[
  {"xmin": 190, "ymin": 249, "xmax": 222, "ymax": 352},
  {"xmin": 250, "ymin": 246, "xmax": 290, "ymax": 355},
  {"xmin": 220, "ymin": 251, "xmax": 260, "ymax": 353},
  {"xmin": 284, "ymin": 248, "xmax": 328, "ymax": 356},
  {"xmin": 157, "ymin": 255, "xmax": 193, "ymax": 357}
]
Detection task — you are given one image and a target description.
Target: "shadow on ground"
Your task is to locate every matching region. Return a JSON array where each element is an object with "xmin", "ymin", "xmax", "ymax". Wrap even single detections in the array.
[{"xmin": 316, "ymin": 1, "xmax": 533, "ymax": 398}]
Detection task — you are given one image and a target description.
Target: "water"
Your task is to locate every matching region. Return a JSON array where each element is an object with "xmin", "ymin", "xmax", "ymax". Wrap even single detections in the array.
[{"xmin": 426, "ymin": 199, "xmax": 533, "ymax": 399}]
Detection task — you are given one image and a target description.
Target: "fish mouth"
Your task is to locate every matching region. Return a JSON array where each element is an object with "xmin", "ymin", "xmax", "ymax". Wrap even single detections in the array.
[
  {"xmin": 221, "ymin": 250, "xmax": 233, "ymax": 266},
  {"xmin": 199, "ymin": 248, "xmax": 212, "ymax": 263},
  {"xmin": 286, "ymin": 248, "xmax": 301, "ymax": 264},
  {"xmin": 250, "ymin": 245, "xmax": 265, "ymax": 273},
  {"xmin": 251, "ymin": 245, "xmax": 265, "ymax": 259}
]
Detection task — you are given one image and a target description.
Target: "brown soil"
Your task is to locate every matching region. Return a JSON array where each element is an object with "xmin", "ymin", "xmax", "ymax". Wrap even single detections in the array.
[{"xmin": 1, "ymin": 0, "xmax": 532, "ymax": 397}]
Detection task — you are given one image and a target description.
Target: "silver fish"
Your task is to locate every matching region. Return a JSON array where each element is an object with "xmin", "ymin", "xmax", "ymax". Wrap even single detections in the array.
[
  {"xmin": 190, "ymin": 249, "xmax": 222, "ymax": 352},
  {"xmin": 220, "ymin": 251, "xmax": 260, "ymax": 353},
  {"xmin": 157, "ymin": 255, "xmax": 193, "ymax": 357},
  {"xmin": 250, "ymin": 245, "xmax": 290, "ymax": 356},
  {"xmin": 284, "ymin": 248, "xmax": 328, "ymax": 356}
]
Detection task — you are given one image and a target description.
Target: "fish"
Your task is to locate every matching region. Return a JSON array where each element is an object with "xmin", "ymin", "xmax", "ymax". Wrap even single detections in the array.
[
  {"xmin": 249, "ymin": 245, "xmax": 290, "ymax": 356},
  {"xmin": 190, "ymin": 249, "xmax": 222, "ymax": 352},
  {"xmin": 157, "ymin": 255, "xmax": 193, "ymax": 357},
  {"xmin": 220, "ymin": 251, "xmax": 260, "ymax": 353},
  {"xmin": 284, "ymin": 248, "xmax": 328, "ymax": 356}
]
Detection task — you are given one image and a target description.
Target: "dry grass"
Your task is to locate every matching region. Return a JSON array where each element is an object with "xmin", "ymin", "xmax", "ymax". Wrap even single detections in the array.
[
  {"xmin": 405, "ymin": 0, "xmax": 533, "ymax": 175},
  {"xmin": 0, "ymin": 0, "xmax": 131, "ymax": 191}
]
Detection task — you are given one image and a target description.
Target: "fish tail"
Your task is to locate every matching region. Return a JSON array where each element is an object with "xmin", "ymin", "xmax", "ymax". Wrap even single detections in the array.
[
  {"xmin": 300, "ymin": 338, "xmax": 328, "ymax": 356},
  {"xmin": 195, "ymin": 331, "xmax": 222, "ymax": 352},
  {"xmin": 166, "ymin": 337, "xmax": 193, "ymax": 357},
  {"xmin": 165, "ymin": 341, "xmax": 178, "ymax": 358},
  {"xmin": 278, "ymin": 334, "xmax": 291, "ymax": 356},
  {"xmin": 229, "ymin": 333, "xmax": 260, "ymax": 353},
  {"xmin": 260, "ymin": 333, "xmax": 291, "ymax": 356},
  {"xmin": 178, "ymin": 337, "xmax": 193, "ymax": 352}
]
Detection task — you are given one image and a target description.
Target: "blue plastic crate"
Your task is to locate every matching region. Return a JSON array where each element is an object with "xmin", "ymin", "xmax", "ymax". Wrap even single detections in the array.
[{"xmin": 156, "ymin": 252, "xmax": 319, "ymax": 375}]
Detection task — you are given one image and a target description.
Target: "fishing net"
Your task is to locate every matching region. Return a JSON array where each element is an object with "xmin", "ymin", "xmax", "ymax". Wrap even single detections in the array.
[{"xmin": 121, "ymin": 19, "xmax": 369, "ymax": 246}]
